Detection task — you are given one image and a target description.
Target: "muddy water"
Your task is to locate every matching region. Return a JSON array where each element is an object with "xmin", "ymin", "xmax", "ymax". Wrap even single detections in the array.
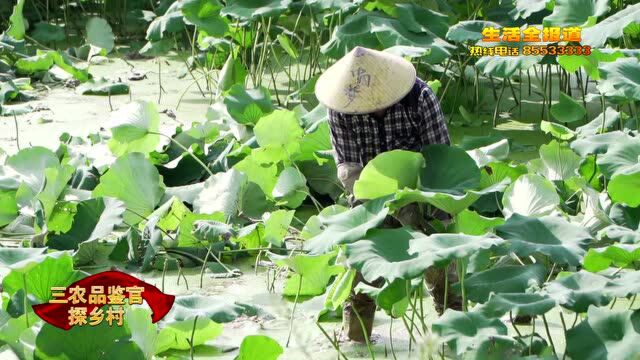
[
  {"xmin": 134, "ymin": 258, "xmax": 597, "ymax": 360},
  {"xmin": 0, "ymin": 57, "xmax": 212, "ymax": 154},
  {"xmin": 137, "ymin": 260, "xmax": 428, "ymax": 359}
]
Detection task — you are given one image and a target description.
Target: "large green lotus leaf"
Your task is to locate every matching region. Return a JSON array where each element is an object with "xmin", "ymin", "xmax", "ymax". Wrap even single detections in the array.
[
  {"xmin": 163, "ymin": 122, "xmax": 219, "ymax": 162},
  {"xmin": 47, "ymin": 51, "xmax": 90, "ymax": 82},
  {"xmin": 374, "ymin": 20, "xmax": 454, "ymax": 64},
  {"xmin": 571, "ymin": 131, "xmax": 634, "ymax": 157},
  {"xmin": 501, "ymin": 174, "xmax": 560, "ymax": 218},
  {"xmin": 181, "ymin": 0, "xmax": 227, "ymax": 37},
  {"xmin": 453, "ymin": 264, "xmax": 547, "ymax": 303},
  {"xmin": 477, "ymin": 293, "xmax": 557, "ymax": 318},
  {"xmin": 409, "ymin": 233, "xmax": 506, "ymax": 269},
  {"xmin": 31, "ymin": 22, "xmax": 65, "ymax": 43},
  {"xmin": 307, "ymin": 0, "xmax": 362, "ymax": 12},
  {"xmin": 108, "ymin": 101, "xmax": 160, "ymax": 156},
  {"xmin": 583, "ymin": 244, "xmax": 640, "ymax": 273},
  {"xmin": 221, "ymin": 0, "xmax": 292, "ymax": 20},
  {"xmin": 558, "ymin": 49, "xmax": 625, "ymax": 80},
  {"xmin": 3, "ymin": 252, "xmax": 85, "ymax": 302},
  {"xmin": 0, "ymin": 190, "xmax": 18, "ymax": 227},
  {"xmin": 177, "ymin": 212, "xmax": 226, "ymax": 246},
  {"xmin": 543, "ymin": 0, "xmax": 609, "ymax": 26},
  {"xmin": 46, "ymin": 197, "xmax": 125, "ymax": 250},
  {"xmin": 240, "ymin": 182, "xmax": 275, "ymax": 218},
  {"xmin": 217, "ymin": 54, "xmax": 247, "ymax": 95},
  {"xmin": 606, "ymin": 271, "xmax": 640, "ymax": 298},
  {"xmin": 540, "ymin": 120, "xmax": 575, "ymax": 140},
  {"xmin": 271, "ymin": 167, "xmax": 308, "ymax": 208},
  {"xmin": 324, "ymin": 268, "xmax": 356, "ymax": 312},
  {"xmin": 4, "ymin": 146, "xmax": 59, "ymax": 193},
  {"xmin": 596, "ymin": 136, "xmax": 640, "ymax": 178},
  {"xmin": 475, "ymin": 52, "xmax": 541, "ymax": 78},
  {"xmin": 510, "ymin": 0, "xmax": 550, "ymax": 20},
  {"xmin": 566, "ymin": 306, "xmax": 640, "ymax": 360},
  {"xmin": 193, "ymin": 168, "xmax": 246, "ymax": 219},
  {"xmin": 395, "ymin": 3, "xmax": 449, "ymax": 38},
  {"xmin": 420, "ymin": 144, "xmax": 480, "ymax": 194},
  {"xmin": 76, "ymin": 78, "xmax": 130, "ymax": 96},
  {"xmin": 224, "ymin": 85, "xmax": 274, "ymax": 125},
  {"xmin": 36, "ymin": 321, "xmax": 144, "ymax": 360},
  {"xmin": 155, "ymin": 318, "xmax": 223, "ymax": 354},
  {"xmin": 254, "ymin": 109, "xmax": 303, "ymax": 148},
  {"xmin": 465, "ymin": 139, "xmax": 510, "ymax": 168},
  {"xmin": 582, "ymin": 3, "xmax": 640, "ymax": 47},
  {"xmin": 146, "ymin": 1, "xmax": 184, "ymax": 41},
  {"xmin": 300, "ymin": 205, "xmax": 347, "ymax": 240},
  {"xmin": 550, "ymin": 92, "xmax": 587, "ymax": 123},
  {"xmin": 497, "ymin": 214, "xmax": 592, "ymax": 265},
  {"xmin": 453, "ymin": 209, "xmax": 504, "ymax": 235},
  {"xmin": 354, "ymin": 150, "xmax": 424, "ymax": 200},
  {"xmin": 297, "ymin": 158, "xmax": 342, "ymax": 200},
  {"xmin": 34, "ymin": 164, "xmax": 75, "ymax": 218},
  {"xmin": 598, "ymin": 57, "xmax": 640, "ymax": 101},
  {"xmin": 320, "ymin": 12, "xmax": 380, "ymax": 58},
  {"xmin": 93, "ymin": 153, "xmax": 166, "ymax": 225},
  {"xmin": 124, "ymin": 307, "xmax": 158, "ymax": 359},
  {"xmin": 294, "ymin": 119, "xmax": 332, "ymax": 162},
  {"xmin": 346, "ymin": 227, "xmax": 424, "ymax": 283},
  {"xmin": 192, "ymin": 219, "xmax": 235, "ymax": 242},
  {"xmin": 304, "ymin": 197, "xmax": 389, "ymax": 255},
  {"xmin": 86, "ymin": 17, "xmax": 114, "ymax": 53},
  {"xmin": 609, "ymin": 163, "xmax": 640, "ymax": 207},
  {"xmin": 236, "ymin": 335, "xmax": 283, "ymax": 360},
  {"xmin": 576, "ymin": 107, "xmax": 623, "ymax": 136},
  {"xmin": 0, "ymin": 247, "xmax": 48, "ymax": 270},
  {"xmin": 262, "ymin": 209, "xmax": 294, "ymax": 246},
  {"xmin": 0, "ymin": 313, "xmax": 39, "ymax": 359},
  {"xmin": 391, "ymin": 178, "xmax": 510, "ymax": 215},
  {"xmin": 347, "ymin": 230, "xmax": 506, "ymax": 285},
  {"xmin": 73, "ymin": 239, "xmax": 114, "ymax": 266},
  {"xmin": 14, "ymin": 53, "xmax": 55, "ymax": 74},
  {"xmin": 321, "ymin": 12, "xmax": 454, "ymax": 64},
  {"xmin": 6, "ymin": 0, "xmax": 26, "ymax": 40},
  {"xmin": 609, "ymin": 203, "xmax": 640, "ymax": 230},
  {"xmin": 356, "ymin": 278, "xmax": 418, "ymax": 318},
  {"xmin": 139, "ymin": 39, "xmax": 174, "ymax": 57},
  {"xmin": 432, "ymin": 310, "xmax": 520, "ymax": 356},
  {"xmin": 233, "ymin": 154, "xmax": 278, "ymax": 196},
  {"xmin": 479, "ymin": 161, "xmax": 528, "ymax": 189},
  {"xmin": 597, "ymin": 225, "xmax": 640, "ymax": 244},
  {"xmin": 579, "ymin": 186, "xmax": 613, "ymax": 233},
  {"xmin": 270, "ymin": 251, "xmax": 344, "ymax": 296},
  {"xmin": 544, "ymin": 271, "xmax": 611, "ymax": 312},
  {"xmin": 446, "ymin": 21, "xmax": 501, "ymax": 43},
  {"xmin": 532, "ymin": 140, "xmax": 581, "ymax": 181},
  {"xmin": 165, "ymin": 294, "xmax": 259, "ymax": 323}
]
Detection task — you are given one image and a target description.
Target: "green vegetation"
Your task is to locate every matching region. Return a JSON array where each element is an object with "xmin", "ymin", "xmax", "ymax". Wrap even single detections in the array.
[{"xmin": 1, "ymin": 0, "xmax": 640, "ymax": 359}]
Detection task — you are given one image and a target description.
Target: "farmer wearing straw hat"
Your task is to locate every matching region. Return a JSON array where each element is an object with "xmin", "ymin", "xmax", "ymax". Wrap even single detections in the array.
[{"xmin": 315, "ymin": 46, "xmax": 461, "ymax": 342}]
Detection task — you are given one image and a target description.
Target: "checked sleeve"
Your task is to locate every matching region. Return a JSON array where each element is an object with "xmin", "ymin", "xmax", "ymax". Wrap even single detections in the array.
[
  {"xmin": 418, "ymin": 85, "xmax": 450, "ymax": 146},
  {"xmin": 327, "ymin": 109, "xmax": 361, "ymax": 165}
]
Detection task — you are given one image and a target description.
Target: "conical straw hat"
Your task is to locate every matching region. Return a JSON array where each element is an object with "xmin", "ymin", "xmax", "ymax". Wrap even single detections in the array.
[{"xmin": 315, "ymin": 46, "xmax": 416, "ymax": 114}]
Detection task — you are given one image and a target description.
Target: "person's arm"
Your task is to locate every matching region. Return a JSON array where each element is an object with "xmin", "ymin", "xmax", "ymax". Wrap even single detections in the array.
[
  {"xmin": 327, "ymin": 110, "xmax": 363, "ymax": 194},
  {"xmin": 418, "ymin": 85, "xmax": 450, "ymax": 146}
]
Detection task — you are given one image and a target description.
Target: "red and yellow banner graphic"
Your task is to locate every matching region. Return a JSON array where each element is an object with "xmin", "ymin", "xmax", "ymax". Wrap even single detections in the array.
[{"xmin": 33, "ymin": 271, "xmax": 175, "ymax": 330}]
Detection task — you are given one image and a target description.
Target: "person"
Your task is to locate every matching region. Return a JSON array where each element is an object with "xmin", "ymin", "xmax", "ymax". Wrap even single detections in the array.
[{"xmin": 314, "ymin": 46, "xmax": 461, "ymax": 342}]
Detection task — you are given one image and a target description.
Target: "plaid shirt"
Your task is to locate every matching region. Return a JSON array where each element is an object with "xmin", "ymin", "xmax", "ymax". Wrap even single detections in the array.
[{"xmin": 328, "ymin": 78, "xmax": 450, "ymax": 166}]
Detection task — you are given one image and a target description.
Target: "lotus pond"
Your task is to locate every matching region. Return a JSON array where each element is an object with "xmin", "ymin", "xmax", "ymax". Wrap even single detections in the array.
[{"xmin": 1, "ymin": 0, "xmax": 640, "ymax": 359}]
